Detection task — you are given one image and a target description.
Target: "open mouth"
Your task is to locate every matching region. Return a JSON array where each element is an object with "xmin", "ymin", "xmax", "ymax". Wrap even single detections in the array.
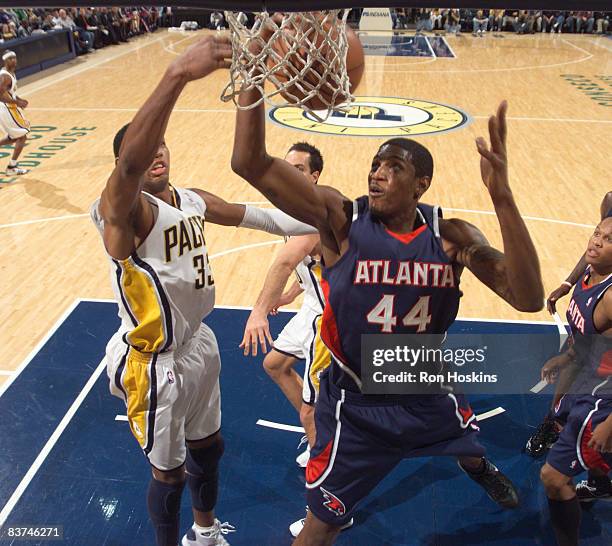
[
  {"xmin": 149, "ymin": 161, "xmax": 167, "ymax": 177},
  {"xmin": 369, "ymin": 185, "xmax": 384, "ymax": 198},
  {"xmin": 587, "ymin": 248, "xmax": 600, "ymax": 258}
]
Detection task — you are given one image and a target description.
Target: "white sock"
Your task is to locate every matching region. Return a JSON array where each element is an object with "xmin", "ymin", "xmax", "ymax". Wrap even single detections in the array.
[
  {"xmin": 194, "ymin": 521, "xmax": 216, "ymax": 535},
  {"xmin": 8, "ymin": 160, "xmax": 16, "ymax": 167}
]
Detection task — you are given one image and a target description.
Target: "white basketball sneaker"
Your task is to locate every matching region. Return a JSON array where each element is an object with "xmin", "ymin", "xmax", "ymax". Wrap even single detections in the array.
[
  {"xmin": 182, "ymin": 519, "xmax": 235, "ymax": 546},
  {"xmin": 5, "ymin": 165, "xmax": 28, "ymax": 175},
  {"xmin": 296, "ymin": 435, "xmax": 310, "ymax": 468},
  {"xmin": 289, "ymin": 513, "xmax": 353, "ymax": 538}
]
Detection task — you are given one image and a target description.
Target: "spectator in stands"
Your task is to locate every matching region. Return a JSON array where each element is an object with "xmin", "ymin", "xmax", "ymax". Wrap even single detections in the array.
[
  {"xmin": 552, "ymin": 11, "xmax": 565, "ymax": 33},
  {"xmin": 489, "ymin": 9, "xmax": 503, "ymax": 32},
  {"xmin": 160, "ymin": 7, "xmax": 173, "ymax": 28},
  {"xmin": 209, "ymin": 12, "xmax": 226, "ymax": 30},
  {"xmin": 502, "ymin": 10, "xmax": 517, "ymax": 31},
  {"xmin": 58, "ymin": 8, "xmax": 94, "ymax": 54},
  {"xmin": 595, "ymin": 12, "xmax": 610, "ymax": 34},
  {"xmin": 13, "ymin": 20, "xmax": 27, "ymax": 38},
  {"xmin": 30, "ymin": 21, "xmax": 45, "ymax": 36},
  {"xmin": 473, "ymin": 9, "xmax": 488, "ymax": 36},
  {"xmin": 415, "ymin": 8, "xmax": 432, "ymax": 34},
  {"xmin": 41, "ymin": 13, "xmax": 55, "ymax": 31},
  {"xmin": 1, "ymin": 23, "xmax": 16, "ymax": 41},
  {"xmin": 564, "ymin": 11, "xmax": 577, "ymax": 33},
  {"xmin": 395, "ymin": 8, "xmax": 409, "ymax": 30},
  {"xmin": 539, "ymin": 11, "xmax": 555, "ymax": 32},
  {"xmin": 576, "ymin": 11, "xmax": 595, "ymax": 33},
  {"xmin": 431, "ymin": 8, "xmax": 443, "ymax": 31},
  {"xmin": 110, "ymin": 7, "xmax": 129, "ymax": 42},
  {"xmin": 445, "ymin": 8, "xmax": 460, "ymax": 35},
  {"xmin": 99, "ymin": 8, "xmax": 119, "ymax": 44},
  {"xmin": 130, "ymin": 9, "xmax": 141, "ymax": 35}
]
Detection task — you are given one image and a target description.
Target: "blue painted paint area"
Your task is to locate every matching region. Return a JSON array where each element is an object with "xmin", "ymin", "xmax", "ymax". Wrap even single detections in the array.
[
  {"xmin": 428, "ymin": 36, "xmax": 456, "ymax": 58},
  {"xmin": 359, "ymin": 33, "xmax": 455, "ymax": 58},
  {"xmin": 1, "ymin": 302, "xmax": 611, "ymax": 545}
]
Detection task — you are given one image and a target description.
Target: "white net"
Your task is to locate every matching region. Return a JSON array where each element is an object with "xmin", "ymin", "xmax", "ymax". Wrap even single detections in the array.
[{"xmin": 221, "ymin": 10, "xmax": 353, "ymax": 121}]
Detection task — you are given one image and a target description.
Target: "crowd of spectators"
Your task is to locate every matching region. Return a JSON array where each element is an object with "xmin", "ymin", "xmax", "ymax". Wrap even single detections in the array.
[
  {"xmin": 0, "ymin": 7, "xmax": 177, "ymax": 55},
  {"xmin": 392, "ymin": 9, "xmax": 611, "ymax": 36}
]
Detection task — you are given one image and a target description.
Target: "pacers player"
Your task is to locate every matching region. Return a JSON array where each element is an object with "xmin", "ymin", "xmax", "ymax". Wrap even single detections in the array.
[
  {"xmin": 242, "ymin": 142, "xmax": 327, "ymax": 465},
  {"xmin": 91, "ymin": 36, "xmax": 316, "ymax": 546},
  {"xmin": 0, "ymin": 51, "xmax": 29, "ymax": 176},
  {"xmin": 233, "ymin": 89, "xmax": 544, "ymax": 544}
]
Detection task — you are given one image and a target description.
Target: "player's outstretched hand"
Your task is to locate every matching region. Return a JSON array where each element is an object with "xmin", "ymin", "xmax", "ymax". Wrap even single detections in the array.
[
  {"xmin": 546, "ymin": 283, "xmax": 572, "ymax": 314},
  {"xmin": 240, "ymin": 309, "xmax": 273, "ymax": 356},
  {"xmin": 587, "ymin": 420, "xmax": 612, "ymax": 453},
  {"xmin": 476, "ymin": 100, "xmax": 510, "ymax": 201},
  {"xmin": 170, "ymin": 34, "xmax": 232, "ymax": 82}
]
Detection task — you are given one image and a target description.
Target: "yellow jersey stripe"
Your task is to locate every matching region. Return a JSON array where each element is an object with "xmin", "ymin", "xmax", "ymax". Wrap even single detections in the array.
[
  {"xmin": 6, "ymin": 103, "xmax": 28, "ymax": 130},
  {"xmin": 122, "ymin": 350, "xmax": 157, "ymax": 452},
  {"xmin": 116, "ymin": 255, "xmax": 172, "ymax": 353}
]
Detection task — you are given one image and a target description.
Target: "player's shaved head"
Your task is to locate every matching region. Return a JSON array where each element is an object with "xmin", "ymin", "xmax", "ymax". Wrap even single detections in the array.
[
  {"xmin": 378, "ymin": 138, "xmax": 433, "ymax": 179},
  {"xmin": 113, "ymin": 123, "xmax": 130, "ymax": 158}
]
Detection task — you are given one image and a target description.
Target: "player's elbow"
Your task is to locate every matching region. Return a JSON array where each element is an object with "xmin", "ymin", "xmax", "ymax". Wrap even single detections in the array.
[
  {"xmin": 513, "ymin": 297, "xmax": 544, "ymax": 313},
  {"xmin": 231, "ymin": 150, "xmax": 272, "ymax": 186}
]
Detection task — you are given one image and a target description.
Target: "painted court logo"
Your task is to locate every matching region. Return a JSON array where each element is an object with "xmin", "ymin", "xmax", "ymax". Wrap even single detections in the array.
[{"xmin": 268, "ymin": 96, "xmax": 469, "ymax": 137}]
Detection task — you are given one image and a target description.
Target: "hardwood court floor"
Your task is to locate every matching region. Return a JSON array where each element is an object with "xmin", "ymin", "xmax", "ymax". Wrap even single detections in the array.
[{"xmin": 0, "ymin": 30, "xmax": 610, "ymax": 384}]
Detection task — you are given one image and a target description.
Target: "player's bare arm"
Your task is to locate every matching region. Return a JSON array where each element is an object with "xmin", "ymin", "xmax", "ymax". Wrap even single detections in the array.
[
  {"xmin": 231, "ymin": 87, "xmax": 352, "ymax": 267},
  {"xmin": 441, "ymin": 101, "xmax": 544, "ymax": 312},
  {"xmin": 242, "ymin": 233, "xmax": 319, "ymax": 356},
  {"xmin": 99, "ymin": 35, "xmax": 231, "ymax": 260},
  {"xmin": 0, "ymin": 74, "xmax": 15, "ymax": 105},
  {"xmin": 547, "ymin": 191, "xmax": 612, "ymax": 313}
]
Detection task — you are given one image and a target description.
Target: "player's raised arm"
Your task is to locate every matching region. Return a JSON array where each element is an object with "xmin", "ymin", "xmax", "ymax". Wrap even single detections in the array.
[
  {"xmin": 230, "ymin": 88, "xmax": 352, "ymax": 260},
  {"xmin": 99, "ymin": 36, "xmax": 231, "ymax": 258},
  {"xmin": 442, "ymin": 101, "xmax": 544, "ymax": 312}
]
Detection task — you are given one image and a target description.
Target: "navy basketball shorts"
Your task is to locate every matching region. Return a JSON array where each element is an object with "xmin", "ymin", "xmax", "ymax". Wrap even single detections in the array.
[
  {"xmin": 305, "ymin": 372, "xmax": 485, "ymax": 526},
  {"xmin": 553, "ymin": 393, "xmax": 579, "ymax": 426},
  {"xmin": 546, "ymin": 395, "xmax": 612, "ymax": 477}
]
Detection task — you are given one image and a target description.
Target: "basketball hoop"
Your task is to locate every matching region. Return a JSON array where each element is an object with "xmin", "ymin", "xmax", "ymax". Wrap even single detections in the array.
[{"xmin": 220, "ymin": 10, "xmax": 353, "ymax": 121}]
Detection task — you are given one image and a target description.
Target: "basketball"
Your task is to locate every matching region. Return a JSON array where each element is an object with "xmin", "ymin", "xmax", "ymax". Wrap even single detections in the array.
[{"xmin": 265, "ymin": 17, "xmax": 364, "ymax": 111}]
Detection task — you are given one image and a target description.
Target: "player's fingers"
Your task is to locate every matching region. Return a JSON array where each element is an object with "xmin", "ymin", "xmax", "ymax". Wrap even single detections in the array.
[
  {"xmin": 265, "ymin": 327, "xmax": 274, "ymax": 347},
  {"xmin": 546, "ymin": 297, "xmax": 556, "ymax": 315},
  {"xmin": 217, "ymin": 59, "xmax": 232, "ymax": 69},
  {"xmin": 476, "ymin": 138, "xmax": 494, "ymax": 162},
  {"xmin": 497, "ymin": 100, "xmax": 508, "ymax": 145},
  {"xmin": 488, "ymin": 115, "xmax": 502, "ymax": 154},
  {"xmin": 257, "ymin": 328, "xmax": 268, "ymax": 354}
]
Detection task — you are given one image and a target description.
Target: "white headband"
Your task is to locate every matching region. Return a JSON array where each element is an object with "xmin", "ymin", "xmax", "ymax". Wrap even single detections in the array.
[{"xmin": 2, "ymin": 51, "xmax": 16, "ymax": 61}]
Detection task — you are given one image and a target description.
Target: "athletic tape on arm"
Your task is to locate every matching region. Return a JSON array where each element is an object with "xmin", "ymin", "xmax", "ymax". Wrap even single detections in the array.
[{"xmin": 240, "ymin": 205, "xmax": 317, "ymax": 236}]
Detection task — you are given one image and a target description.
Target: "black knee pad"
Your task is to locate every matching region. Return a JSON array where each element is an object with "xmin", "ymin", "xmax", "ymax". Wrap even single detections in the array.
[
  {"xmin": 146, "ymin": 478, "xmax": 185, "ymax": 546},
  {"xmin": 186, "ymin": 435, "xmax": 225, "ymax": 513}
]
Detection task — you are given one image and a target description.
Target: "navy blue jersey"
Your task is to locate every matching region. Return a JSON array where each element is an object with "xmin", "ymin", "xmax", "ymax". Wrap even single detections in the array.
[
  {"xmin": 566, "ymin": 267, "xmax": 612, "ymax": 386},
  {"xmin": 320, "ymin": 196, "xmax": 461, "ymax": 391}
]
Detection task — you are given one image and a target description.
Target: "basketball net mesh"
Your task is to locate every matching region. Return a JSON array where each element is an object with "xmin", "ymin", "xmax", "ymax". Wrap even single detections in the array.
[{"xmin": 221, "ymin": 10, "xmax": 352, "ymax": 121}]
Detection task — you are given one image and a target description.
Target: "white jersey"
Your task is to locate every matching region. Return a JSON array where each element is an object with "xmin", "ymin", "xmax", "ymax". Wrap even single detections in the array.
[
  {"xmin": 295, "ymin": 255, "xmax": 324, "ymax": 314},
  {"xmin": 91, "ymin": 187, "xmax": 215, "ymax": 353},
  {"xmin": 0, "ymin": 68, "xmax": 17, "ymax": 99}
]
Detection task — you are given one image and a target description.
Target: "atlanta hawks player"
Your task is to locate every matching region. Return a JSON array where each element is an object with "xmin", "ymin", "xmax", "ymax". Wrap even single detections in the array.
[{"xmin": 232, "ymin": 90, "xmax": 544, "ymax": 545}]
